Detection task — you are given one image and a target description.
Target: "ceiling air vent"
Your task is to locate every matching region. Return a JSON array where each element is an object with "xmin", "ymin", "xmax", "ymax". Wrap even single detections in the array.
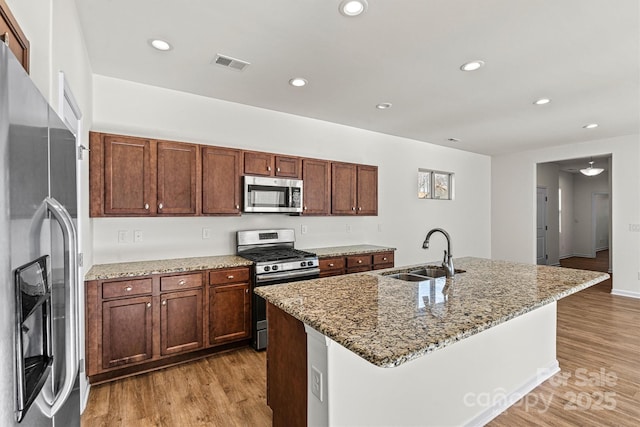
[{"xmin": 212, "ymin": 54, "xmax": 250, "ymax": 71}]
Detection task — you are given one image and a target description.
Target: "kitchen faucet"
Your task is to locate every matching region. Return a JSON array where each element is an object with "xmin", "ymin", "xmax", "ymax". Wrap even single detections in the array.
[{"xmin": 422, "ymin": 228, "xmax": 455, "ymax": 278}]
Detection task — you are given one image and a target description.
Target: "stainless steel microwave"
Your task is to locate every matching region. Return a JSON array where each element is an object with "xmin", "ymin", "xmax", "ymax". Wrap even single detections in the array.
[{"xmin": 243, "ymin": 176, "xmax": 303, "ymax": 213}]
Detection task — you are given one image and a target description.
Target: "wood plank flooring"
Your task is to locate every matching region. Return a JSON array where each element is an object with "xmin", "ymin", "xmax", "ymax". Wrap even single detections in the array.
[{"xmin": 82, "ymin": 251, "xmax": 639, "ymax": 426}]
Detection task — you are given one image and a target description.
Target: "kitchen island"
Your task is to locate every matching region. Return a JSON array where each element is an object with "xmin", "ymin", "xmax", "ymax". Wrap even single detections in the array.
[{"xmin": 255, "ymin": 257, "xmax": 609, "ymax": 426}]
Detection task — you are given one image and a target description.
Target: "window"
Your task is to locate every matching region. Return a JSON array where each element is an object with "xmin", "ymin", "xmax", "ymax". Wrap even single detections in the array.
[{"xmin": 418, "ymin": 169, "xmax": 454, "ymax": 200}]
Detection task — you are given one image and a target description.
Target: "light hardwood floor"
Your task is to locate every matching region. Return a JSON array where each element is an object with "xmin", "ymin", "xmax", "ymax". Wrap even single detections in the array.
[{"xmin": 82, "ymin": 252, "xmax": 639, "ymax": 426}]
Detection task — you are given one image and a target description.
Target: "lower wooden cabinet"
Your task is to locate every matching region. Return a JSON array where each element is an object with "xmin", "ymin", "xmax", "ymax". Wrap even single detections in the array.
[
  {"xmin": 209, "ymin": 282, "xmax": 251, "ymax": 345},
  {"xmin": 319, "ymin": 251, "xmax": 395, "ymax": 277},
  {"xmin": 161, "ymin": 289, "xmax": 204, "ymax": 356},
  {"xmin": 86, "ymin": 267, "xmax": 251, "ymax": 383},
  {"xmin": 101, "ymin": 295, "xmax": 153, "ymax": 369}
]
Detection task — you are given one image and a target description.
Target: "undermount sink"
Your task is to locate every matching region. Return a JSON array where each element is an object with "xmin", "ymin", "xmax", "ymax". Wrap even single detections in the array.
[
  {"xmin": 387, "ymin": 273, "xmax": 433, "ymax": 282},
  {"xmin": 385, "ymin": 266, "xmax": 466, "ymax": 282}
]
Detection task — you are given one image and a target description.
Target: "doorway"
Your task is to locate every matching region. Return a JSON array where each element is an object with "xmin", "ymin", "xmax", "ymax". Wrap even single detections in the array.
[{"xmin": 536, "ymin": 187, "xmax": 547, "ymax": 265}]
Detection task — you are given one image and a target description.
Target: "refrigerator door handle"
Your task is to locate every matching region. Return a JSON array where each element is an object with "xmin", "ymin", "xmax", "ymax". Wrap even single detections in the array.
[{"xmin": 35, "ymin": 197, "xmax": 78, "ymax": 417}]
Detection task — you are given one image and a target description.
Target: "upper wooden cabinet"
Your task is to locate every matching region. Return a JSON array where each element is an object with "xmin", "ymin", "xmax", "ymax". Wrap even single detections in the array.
[
  {"xmin": 331, "ymin": 162, "xmax": 378, "ymax": 216},
  {"xmin": 302, "ymin": 159, "xmax": 331, "ymax": 215},
  {"xmin": 90, "ymin": 132, "xmax": 199, "ymax": 217},
  {"xmin": 157, "ymin": 141, "xmax": 199, "ymax": 215},
  {"xmin": 244, "ymin": 151, "xmax": 301, "ymax": 178},
  {"xmin": 0, "ymin": 0, "xmax": 30, "ymax": 73},
  {"xmin": 202, "ymin": 146, "xmax": 242, "ymax": 215}
]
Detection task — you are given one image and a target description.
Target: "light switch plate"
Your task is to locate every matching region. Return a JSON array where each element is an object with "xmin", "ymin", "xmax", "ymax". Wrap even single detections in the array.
[{"xmin": 311, "ymin": 365, "xmax": 323, "ymax": 402}]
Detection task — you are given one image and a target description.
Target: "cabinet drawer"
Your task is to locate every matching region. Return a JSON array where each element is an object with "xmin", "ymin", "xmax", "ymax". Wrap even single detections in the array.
[
  {"xmin": 209, "ymin": 267, "xmax": 250, "ymax": 285},
  {"xmin": 346, "ymin": 265, "xmax": 371, "ymax": 274},
  {"xmin": 102, "ymin": 278, "xmax": 152, "ymax": 299},
  {"xmin": 319, "ymin": 257, "xmax": 346, "ymax": 271},
  {"xmin": 346, "ymin": 255, "xmax": 372, "ymax": 268},
  {"xmin": 160, "ymin": 273, "xmax": 203, "ymax": 292},
  {"xmin": 373, "ymin": 252, "xmax": 394, "ymax": 266}
]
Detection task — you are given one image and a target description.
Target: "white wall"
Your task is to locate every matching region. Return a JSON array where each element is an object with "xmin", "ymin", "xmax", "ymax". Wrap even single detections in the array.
[
  {"xmin": 558, "ymin": 171, "xmax": 574, "ymax": 258},
  {"xmin": 492, "ymin": 135, "xmax": 640, "ymax": 297},
  {"xmin": 91, "ymin": 75, "xmax": 492, "ymax": 267},
  {"xmin": 536, "ymin": 163, "xmax": 560, "ymax": 265}
]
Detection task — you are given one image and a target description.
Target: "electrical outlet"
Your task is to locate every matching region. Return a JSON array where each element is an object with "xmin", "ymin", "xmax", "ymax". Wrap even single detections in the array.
[
  {"xmin": 117, "ymin": 230, "xmax": 129, "ymax": 244},
  {"xmin": 202, "ymin": 228, "xmax": 211, "ymax": 239},
  {"xmin": 346, "ymin": 224, "xmax": 352, "ymax": 233},
  {"xmin": 133, "ymin": 230, "xmax": 142, "ymax": 243},
  {"xmin": 311, "ymin": 366, "xmax": 323, "ymax": 402},
  {"xmin": 301, "ymin": 225, "xmax": 308, "ymax": 234},
  {"xmin": 629, "ymin": 224, "xmax": 640, "ymax": 232}
]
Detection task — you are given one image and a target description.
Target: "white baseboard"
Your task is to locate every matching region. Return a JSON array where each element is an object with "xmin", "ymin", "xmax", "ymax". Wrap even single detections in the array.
[
  {"xmin": 611, "ymin": 289, "xmax": 640, "ymax": 299},
  {"xmin": 464, "ymin": 360, "xmax": 560, "ymax": 427}
]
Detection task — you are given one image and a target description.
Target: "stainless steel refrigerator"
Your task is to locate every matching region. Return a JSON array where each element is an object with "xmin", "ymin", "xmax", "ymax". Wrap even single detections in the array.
[{"xmin": 0, "ymin": 42, "xmax": 81, "ymax": 426}]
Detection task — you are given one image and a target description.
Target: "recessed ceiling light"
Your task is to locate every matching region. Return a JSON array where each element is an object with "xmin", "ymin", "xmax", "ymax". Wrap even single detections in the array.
[
  {"xmin": 460, "ymin": 60, "xmax": 485, "ymax": 71},
  {"xmin": 583, "ymin": 123, "xmax": 599, "ymax": 129},
  {"xmin": 533, "ymin": 98, "xmax": 551, "ymax": 105},
  {"xmin": 289, "ymin": 78, "xmax": 308, "ymax": 87},
  {"xmin": 376, "ymin": 103, "xmax": 392, "ymax": 110},
  {"xmin": 339, "ymin": 0, "xmax": 368, "ymax": 17},
  {"xmin": 149, "ymin": 39, "xmax": 172, "ymax": 51}
]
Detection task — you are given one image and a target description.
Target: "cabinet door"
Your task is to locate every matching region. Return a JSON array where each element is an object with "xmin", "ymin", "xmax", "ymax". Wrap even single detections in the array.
[
  {"xmin": 331, "ymin": 162, "xmax": 357, "ymax": 215},
  {"xmin": 275, "ymin": 156, "xmax": 301, "ymax": 178},
  {"xmin": 104, "ymin": 135, "xmax": 155, "ymax": 215},
  {"xmin": 210, "ymin": 283, "xmax": 250, "ymax": 345},
  {"xmin": 160, "ymin": 289, "xmax": 204, "ymax": 356},
  {"xmin": 157, "ymin": 141, "xmax": 199, "ymax": 215},
  {"xmin": 202, "ymin": 146, "xmax": 241, "ymax": 215},
  {"xmin": 0, "ymin": 1, "xmax": 30, "ymax": 73},
  {"xmin": 357, "ymin": 165, "xmax": 378, "ymax": 215},
  {"xmin": 302, "ymin": 159, "xmax": 330, "ymax": 215},
  {"xmin": 102, "ymin": 296, "xmax": 153, "ymax": 369},
  {"xmin": 244, "ymin": 151, "xmax": 273, "ymax": 176}
]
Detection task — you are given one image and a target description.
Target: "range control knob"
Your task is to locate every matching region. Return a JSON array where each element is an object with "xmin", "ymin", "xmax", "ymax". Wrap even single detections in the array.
[
  {"xmin": 272, "ymin": 265, "xmax": 279, "ymax": 271},
  {"xmin": 264, "ymin": 266, "xmax": 271, "ymax": 272},
  {"xmin": 300, "ymin": 261, "xmax": 307, "ymax": 267},
  {"xmin": 307, "ymin": 260, "xmax": 314, "ymax": 267}
]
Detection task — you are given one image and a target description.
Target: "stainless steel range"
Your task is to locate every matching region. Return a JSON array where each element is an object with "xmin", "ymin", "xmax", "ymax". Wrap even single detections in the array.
[{"xmin": 237, "ymin": 229, "xmax": 319, "ymax": 350}]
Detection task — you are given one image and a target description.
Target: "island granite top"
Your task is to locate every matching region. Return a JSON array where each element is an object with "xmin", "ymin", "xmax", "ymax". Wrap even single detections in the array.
[
  {"xmin": 85, "ymin": 255, "xmax": 253, "ymax": 281},
  {"xmin": 255, "ymin": 257, "xmax": 609, "ymax": 368},
  {"xmin": 304, "ymin": 244, "xmax": 396, "ymax": 258}
]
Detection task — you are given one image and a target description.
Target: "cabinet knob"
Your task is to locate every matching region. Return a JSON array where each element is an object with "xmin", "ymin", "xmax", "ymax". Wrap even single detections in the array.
[
  {"xmin": 267, "ymin": 166, "xmax": 272, "ymax": 171},
  {"xmin": 124, "ymin": 286, "xmax": 133, "ymax": 292},
  {"xmin": 227, "ymin": 275, "xmax": 234, "ymax": 279},
  {"xmin": 235, "ymin": 205, "xmax": 240, "ymax": 210},
  {"xmin": 304, "ymin": 206, "xmax": 307, "ymax": 210},
  {"xmin": 352, "ymin": 207, "xmax": 356, "ymax": 211},
  {"xmin": 158, "ymin": 203, "xmax": 164, "ymax": 210},
  {"xmin": 162, "ymin": 300, "xmax": 167, "ymax": 306},
  {"xmin": 357, "ymin": 260, "xmax": 362, "ymax": 264},
  {"xmin": 276, "ymin": 167, "xmax": 281, "ymax": 172},
  {"xmin": 245, "ymin": 288, "xmax": 249, "ymax": 294},
  {"xmin": 178, "ymin": 279, "xmax": 185, "ymax": 286},
  {"xmin": 358, "ymin": 207, "xmax": 362, "ymax": 211},
  {"xmin": 2, "ymin": 32, "xmax": 8, "ymax": 47},
  {"xmin": 328, "ymin": 263, "xmax": 334, "ymax": 267},
  {"xmin": 383, "ymin": 257, "xmax": 387, "ymax": 261},
  {"xmin": 144, "ymin": 203, "xmax": 150, "ymax": 210},
  {"xmin": 146, "ymin": 302, "xmax": 151, "ymax": 308}
]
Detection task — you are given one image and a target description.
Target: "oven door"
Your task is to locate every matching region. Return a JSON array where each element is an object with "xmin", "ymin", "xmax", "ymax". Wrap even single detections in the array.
[
  {"xmin": 243, "ymin": 176, "xmax": 303, "ymax": 213},
  {"xmin": 252, "ymin": 268, "xmax": 320, "ymax": 350}
]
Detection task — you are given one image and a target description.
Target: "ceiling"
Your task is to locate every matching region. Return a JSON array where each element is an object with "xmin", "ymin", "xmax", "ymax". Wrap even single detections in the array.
[{"xmin": 75, "ymin": 0, "xmax": 639, "ymax": 156}]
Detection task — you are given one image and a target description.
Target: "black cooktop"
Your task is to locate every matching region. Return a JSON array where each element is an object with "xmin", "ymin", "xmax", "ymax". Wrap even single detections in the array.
[{"xmin": 239, "ymin": 247, "xmax": 317, "ymax": 263}]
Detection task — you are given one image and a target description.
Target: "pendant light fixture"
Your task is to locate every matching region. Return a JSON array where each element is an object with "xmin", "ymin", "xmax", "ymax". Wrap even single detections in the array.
[{"xmin": 580, "ymin": 158, "xmax": 604, "ymax": 176}]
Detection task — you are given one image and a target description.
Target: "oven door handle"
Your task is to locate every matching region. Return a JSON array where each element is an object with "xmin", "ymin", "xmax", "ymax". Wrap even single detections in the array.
[{"xmin": 255, "ymin": 268, "xmax": 320, "ymax": 284}]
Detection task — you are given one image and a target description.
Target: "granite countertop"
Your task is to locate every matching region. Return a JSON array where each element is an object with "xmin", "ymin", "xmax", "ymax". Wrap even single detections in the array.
[
  {"xmin": 85, "ymin": 255, "xmax": 253, "ymax": 281},
  {"xmin": 305, "ymin": 244, "xmax": 396, "ymax": 258},
  {"xmin": 255, "ymin": 257, "xmax": 609, "ymax": 368}
]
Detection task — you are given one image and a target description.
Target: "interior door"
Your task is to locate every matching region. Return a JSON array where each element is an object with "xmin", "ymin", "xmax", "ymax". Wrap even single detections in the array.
[{"xmin": 536, "ymin": 187, "xmax": 547, "ymax": 265}]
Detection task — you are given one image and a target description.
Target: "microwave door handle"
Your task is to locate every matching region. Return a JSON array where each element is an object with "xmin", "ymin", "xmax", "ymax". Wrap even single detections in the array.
[{"xmin": 35, "ymin": 197, "xmax": 78, "ymax": 417}]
